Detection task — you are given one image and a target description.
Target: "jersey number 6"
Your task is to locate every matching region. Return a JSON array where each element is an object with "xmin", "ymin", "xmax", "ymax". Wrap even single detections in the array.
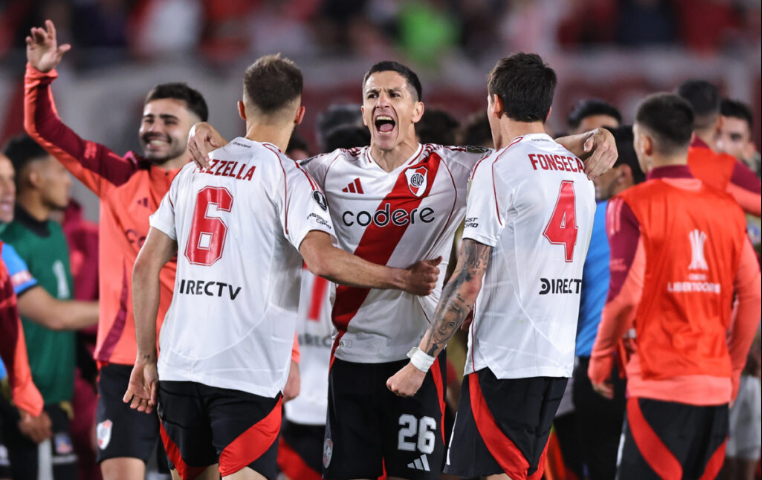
[
  {"xmin": 543, "ymin": 180, "xmax": 578, "ymax": 263},
  {"xmin": 185, "ymin": 187, "xmax": 234, "ymax": 266}
]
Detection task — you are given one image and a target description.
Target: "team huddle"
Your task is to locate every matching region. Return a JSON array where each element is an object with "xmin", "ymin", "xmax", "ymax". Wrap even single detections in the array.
[{"xmin": 0, "ymin": 17, "xmax": 756, "ymax": 480}]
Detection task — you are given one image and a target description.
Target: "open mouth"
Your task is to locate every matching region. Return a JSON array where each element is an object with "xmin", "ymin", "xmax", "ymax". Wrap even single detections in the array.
[
  {"xmin": 374, "ymin": 115, "xmax": 396, "ymax": 135},
  {"xmin": 0, "ymin": 199, "xmax": 13, "ymax": 213}
]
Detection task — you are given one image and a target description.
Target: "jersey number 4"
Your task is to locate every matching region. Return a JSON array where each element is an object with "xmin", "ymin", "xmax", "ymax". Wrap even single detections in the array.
[
  {"xmin": 185, "ymin": 187, "xmax": 234, "ymax": 266},
  {"xmin": 543, "ymin": 180, "xmax": 578, "ymax": 263}
]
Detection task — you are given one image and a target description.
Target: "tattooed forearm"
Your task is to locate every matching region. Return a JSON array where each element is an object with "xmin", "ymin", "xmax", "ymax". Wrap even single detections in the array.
[{"xmin": 421, "ymin": 240, "xmax": 491, "ymax": 357}]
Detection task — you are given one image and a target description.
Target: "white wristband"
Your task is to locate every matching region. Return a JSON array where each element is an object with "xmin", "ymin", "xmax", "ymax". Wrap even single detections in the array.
[{"xmin": 407, "ymin": 347, "xmax": 436, "ymax": 373}]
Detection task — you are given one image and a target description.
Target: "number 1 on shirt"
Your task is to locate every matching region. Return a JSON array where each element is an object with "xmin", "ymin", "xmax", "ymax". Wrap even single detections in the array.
[
  {"xmin": 185, "ymin": 187, "xmax": 234, "ymax": 266},
  {"xmin": 543, "ymin": 180, "xmax": 578, "ymax": 263}
]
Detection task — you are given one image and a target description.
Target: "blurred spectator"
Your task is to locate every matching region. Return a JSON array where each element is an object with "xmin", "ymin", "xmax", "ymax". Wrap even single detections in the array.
[
  {"xmin": 415, "ymin": 107, "xmax": 459, "ymax": 145},
  {"xmin": 719, "ymin": 99, "xmax": 760, "ymax": 176},
  {"xmin": 0, "ymin": 135, "xmax": 78, "ymax": 480},
  {"xmin": 129, "ymin": 0, "xmax": 203, "ymax": 57},
  {"xmin": 616, "ymin": 0, "xmax": 678, "ymax": 47},
  {"xmin": 557, "ymin": 0, "xmax": 618, "ymax": 48},
  {"xmin": 286, "ymin": 133, "xmax": 311, "ymax": 160},
  {"xmin": 248, "ymin": 0, "xmax": 317, "ymax": 57},
  {"xmin": 397, "ymin": 0, "xmax": 459, "ymax": 67},
  {"xmin": 459, "ymin": 112, "xmax": 493, "ymax": 149},
  {"xmin": 316, "ymin": 104, "xmax": 363, "ymax": 152},
  {"xmin": 678, "ymin": 79, "xmax": 762, "ymax": 217},
  {"xmin": 324, "ymin": 125, "xmax": 371, "ymax": 152},
  {"xmin": 571, "ymin": 124, "xmax": 644, "ymax": 480},
  {"xmin": 567, "ymin": 99, "xmax": 622, "ymax": 135}
]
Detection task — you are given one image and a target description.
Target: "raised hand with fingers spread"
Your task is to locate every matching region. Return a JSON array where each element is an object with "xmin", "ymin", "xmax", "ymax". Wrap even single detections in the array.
[{"xmin": 26, "ymin": 20, "xmax": 71, "ymax": 73}]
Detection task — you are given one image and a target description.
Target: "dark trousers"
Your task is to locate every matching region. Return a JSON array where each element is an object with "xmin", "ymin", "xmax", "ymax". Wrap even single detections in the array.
[{"xmin": 572, "ymin": 356, "xmax": 627, "ymax": 480}]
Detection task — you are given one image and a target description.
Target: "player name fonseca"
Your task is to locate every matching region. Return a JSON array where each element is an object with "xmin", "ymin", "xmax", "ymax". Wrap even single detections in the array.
[
  {"xmin": 539, "ymin": 278, "xmax": 582, "ymax": 295},
  {"xmin": 177, "ymin": 279, "xmax": 242, "ymax": 300}
]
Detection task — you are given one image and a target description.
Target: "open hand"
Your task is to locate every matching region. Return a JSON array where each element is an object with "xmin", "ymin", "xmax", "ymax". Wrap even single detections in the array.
[
  {"xmin": 404, "ymin": 256, "xmax": 442, "ymax": 296},
  {"xmin": 26, "ymin": 20, "xmax": 70, "ymax": 73},
  {"xmin": 582, "ymin": 128, "xmax": 618, "ymax": 180},
  {"xmin": 123, "ymin": 358, "xmax": 159, "ymax": 414},
  {"xmin": 387, "ymin": 362, "xmax": 427, "ymax": 398}
]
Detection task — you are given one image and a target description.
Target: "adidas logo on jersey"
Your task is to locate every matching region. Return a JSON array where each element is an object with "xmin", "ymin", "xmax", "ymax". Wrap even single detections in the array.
[
  {"xmin": 407, "ymin": 454, "xmax": 431, "ymax": 471},
  {"xmin": 342, "ymin": 178, "xmax": 364, "ymax": 194}
]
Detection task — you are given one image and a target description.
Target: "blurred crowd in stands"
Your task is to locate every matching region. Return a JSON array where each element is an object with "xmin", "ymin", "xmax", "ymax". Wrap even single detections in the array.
[{"xmin": 1, "ymin": 0, "xmax": 761, "ymax": 69}]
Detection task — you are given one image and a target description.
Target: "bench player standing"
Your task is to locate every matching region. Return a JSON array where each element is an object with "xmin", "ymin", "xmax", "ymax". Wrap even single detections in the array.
[
  {"xmin": 189, "ymin": 60, "xmax": 615, "ymax": 480},
  {"xmin": 589, "ymin": 94, "xmax": 761, "ymax": 480},
  {"xmin": 124, "ymin": 54, "xmax": 439, "ymax": 480},
  {"xmin": 387, "ymin": 53, "xmax": 597, "ymax": 480},
  {"xmin": 24, "ymin": 20, "xmax": 208, "ymax": 480}
]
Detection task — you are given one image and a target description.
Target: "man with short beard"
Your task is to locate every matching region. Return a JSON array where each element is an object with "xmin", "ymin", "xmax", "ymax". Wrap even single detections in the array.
[{"xmin": 24, "ymin": 20, "xmax": 208, "ymax": 480}]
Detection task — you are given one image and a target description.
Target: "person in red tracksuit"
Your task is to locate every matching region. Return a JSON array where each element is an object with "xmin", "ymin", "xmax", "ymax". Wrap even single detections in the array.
[{"xmin": 590, "ymin": 93, "xmax": 761, "ymax": 480}]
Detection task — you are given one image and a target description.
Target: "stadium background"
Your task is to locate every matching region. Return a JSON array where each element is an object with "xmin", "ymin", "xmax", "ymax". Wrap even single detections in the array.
[{"xmin": 0, "ymin": 0, "xmax": 760, "ymax": 223}]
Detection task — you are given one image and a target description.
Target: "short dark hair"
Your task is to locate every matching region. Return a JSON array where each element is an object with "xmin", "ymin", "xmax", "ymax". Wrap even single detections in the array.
[
  {"xmin": 3, "ymin": 135, "xmax": 50, "ymax": 189},
  {"xmin": 286, "ymin": 134, "xmax": 309, "ymax": 156},
  {"xmin": 721, "ymin": 98, "xmax": 754, "ymax": 131},
  {"xmin": 145, "ymin": 83, "xmax": 208, "ymax": 122},
  {"xmin": 415, "ymin": 108, "xmax": 460, "ymax": 146},
  {"xmin": 488, "ymin": 53, "xmax": 557, "ymax": 123},
  {"xmin": 609, "ymin": 125, "xmax": 646, "ymax": 185},
  {"xmin": 243, "ymin": 54, "xmax": 303, "ymax": 115},
  {"xmin": 460, "ymin": 113, "xmax": 493, "ymax": 148},
  {"xmin": 676, "ymin": 79, "xmax": 719, "ymax": 129},
  {"xmin": 316, "ymin": 104, "xmax": 363, "ymax": 151},
  {"xmin": 324, "ymin": 125, "xmax": 371, "ymax": 152},
  {"xmin": 635, "ymin": 93, "xmax": 695, "ymax": 155},
  {"xmin": 567, "ymin": 99, "xmax": 622, "ymax": 131},
  {"xmin": 362, "ymin": 61, "xmax": 423, "ymax": 102}
]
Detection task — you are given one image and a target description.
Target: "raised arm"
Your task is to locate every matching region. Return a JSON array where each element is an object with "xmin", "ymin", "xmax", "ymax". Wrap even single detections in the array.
[
  {"xmin": 386, "ymin": 239, "xmax": 491, "ymax": 397},
  {"xmin": 24, "ymin": 20, "xmax": 138, "ymax": 197},
  {"xmin": 556, "ymin": 128, "xmax": 618, "ymax": 180},
  {"xmin": 299, "ymin": 231, "xmax": 440, "ymax": 295},
  {"xmin": 123, "ymin": 227, "xmax": 177, "ymax": 414}
]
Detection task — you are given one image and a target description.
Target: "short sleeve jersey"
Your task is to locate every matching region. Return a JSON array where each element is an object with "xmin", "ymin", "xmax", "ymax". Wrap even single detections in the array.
[
  {"xmin": 462, "ymin": 134, "xmax": 596, "ymax": 379},
  {"xmin": 302, "ymin": 144, "xmax": 489, "ymax": 363},
  {"xmin": 151, "ymin": 138, "xmax": 335, "ymax": 398}
]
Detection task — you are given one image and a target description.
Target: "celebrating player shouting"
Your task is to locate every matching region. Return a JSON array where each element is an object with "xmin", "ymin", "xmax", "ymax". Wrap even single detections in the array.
[
  {"xmin": 124, "ymin": 54, "xmax": 439, "ymax": 480},
  {"xmin": 24, "ymin": 20, "xmax": 207, "ymax": 480},
  {"xmin": 189, "ymin": 58, "xmax": 615, "ymax": 480},
  {"xmin": 387, "ymin": 53, "xmax": 597, "ymax": 480}
]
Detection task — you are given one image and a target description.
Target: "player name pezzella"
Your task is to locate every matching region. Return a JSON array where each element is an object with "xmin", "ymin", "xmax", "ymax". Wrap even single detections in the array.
[
  {"xmin": 539, "ymin": 278, "xmax": 582, "ymax": 295},
  {"xmin": 200, "ymin": 159, "xmax": 257, "ymax": 181},
  {"xmin": 177, "ymin": 279, "xmax": 242, "ymax": 300},
  {"xmin": 528, "ymin": 154, "xmax": 586, "ymax": 174}
]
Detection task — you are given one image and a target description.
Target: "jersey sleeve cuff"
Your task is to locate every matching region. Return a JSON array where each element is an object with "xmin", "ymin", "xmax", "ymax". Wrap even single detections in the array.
[
  {"xmin": 294, "ymin": 226, "xmax": 338, "ymax": 252},
  {"xmin": 25, "ymin": 63, "xmax": 58, "ymax": 81},
  {"xmin": 462, "ymin": 231, "xmax": 498, "ymax": 247},
  {"xmin": 149, "ymin": 218, "xmax": 177, "ymax": 240}
]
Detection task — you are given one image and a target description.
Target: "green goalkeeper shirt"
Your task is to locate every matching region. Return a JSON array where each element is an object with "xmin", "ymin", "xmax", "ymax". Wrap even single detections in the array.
[{"xmin": 0, "ymin": 206, "xmax": 75, "ymax": 404}]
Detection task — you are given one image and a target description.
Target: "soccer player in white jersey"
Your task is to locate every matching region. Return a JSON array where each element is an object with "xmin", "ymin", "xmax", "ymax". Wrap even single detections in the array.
[
  {"xmin": 188, "ymin": 60, "xmax": 615, "ymax": 480},
  {"xmin": 387, "ymin": 53, "xmax": 597, "ymax": 480},
  {"xmin": 122, "ymin": 55, "xmax": 440, "ymax": 480}
]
